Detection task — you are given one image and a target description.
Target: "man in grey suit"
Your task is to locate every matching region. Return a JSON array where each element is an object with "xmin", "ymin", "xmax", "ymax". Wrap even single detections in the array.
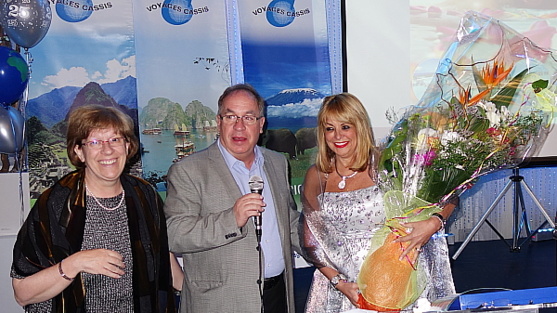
[{"xmin": 164, "ymin": 84, "xmax": 301, "ymax": 313}]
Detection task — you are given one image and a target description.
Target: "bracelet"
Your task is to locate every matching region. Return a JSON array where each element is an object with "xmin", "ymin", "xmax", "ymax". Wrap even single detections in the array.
[
  {"xmin": 330, "ymin": 273, "xmax": 347, "ymax": 289},
  {"xmin": 431, "ymin": 213, "xmax": 446, "ymax": 231},
  {"xmin": 58, "ymin": 260, "xmax": 74, "ymax": 281}
]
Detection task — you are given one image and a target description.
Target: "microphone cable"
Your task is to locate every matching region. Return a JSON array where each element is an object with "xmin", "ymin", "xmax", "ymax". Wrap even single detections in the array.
[{"xmin": 257, "ymin": 239, "xmax": 264, "ymax": 313}]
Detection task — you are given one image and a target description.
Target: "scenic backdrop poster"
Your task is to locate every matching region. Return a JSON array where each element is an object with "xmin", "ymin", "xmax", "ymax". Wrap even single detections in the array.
[
  {"xmin": 237, "ymin": 0, "xmax": 337, "ymax": 198},
  {"xmin": 20, "ymin": 0, "xmax": 339, "ymax": 203},
  {"xmin": 133, "ymin": 0, "xmax": 231, "ymax": 190},
  {"xmin": 24, "ymin": 0, "xmax": 137, "ymax": 199}
]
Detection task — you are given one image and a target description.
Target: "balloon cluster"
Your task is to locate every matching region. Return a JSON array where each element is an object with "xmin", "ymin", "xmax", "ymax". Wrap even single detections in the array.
[
  {"xmin": 0, "ymin": 46, "xmax": 27, "ymax": 153},
  {"xmin": 0, "ymin": 0, "xmax": 51, "ymax": 154}
]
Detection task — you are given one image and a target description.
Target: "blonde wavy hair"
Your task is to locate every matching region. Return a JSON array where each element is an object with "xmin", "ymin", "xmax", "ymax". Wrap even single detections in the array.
[{"xmin": 315, "ymin": 93, "xmax": 379, "ymax": 173}]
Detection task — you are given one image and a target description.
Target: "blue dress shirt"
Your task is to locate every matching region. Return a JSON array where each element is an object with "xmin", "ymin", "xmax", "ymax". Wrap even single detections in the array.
[{"xmin": 217, "ymin": 140, "xmax": 285, "ymax": 278}]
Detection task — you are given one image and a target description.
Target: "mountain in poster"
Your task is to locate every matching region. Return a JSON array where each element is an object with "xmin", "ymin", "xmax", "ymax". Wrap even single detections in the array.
[
  {"xmin": 27, "ymin": 80, "xmax": 138, "ymax": 150},
  {"xmin": 264, "ymin": 88, "xmax": 324, "ymax": 131},
  {"xmin": 265, "ymin": 88, "xmax": 324, "ymax": 106},
  {"xmin": 139, "ymin": 98, "xmax": 216, "ymax": 130},
  {"xmin": 185, "ymin": 99, "xmax": 217, "ymax": 129},
  {"xmin": 66, "ymin": 81, "xmax": 138, "ymax": 127},
  {"xmin": 27, "ymin": 76, "xmax": 137, "ymax": 128}
]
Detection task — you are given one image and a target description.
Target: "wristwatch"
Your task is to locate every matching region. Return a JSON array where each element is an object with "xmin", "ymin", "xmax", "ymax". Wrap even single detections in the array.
[{"xmin": 330, "ymin": 273, "xmax": 347, "ymax": 288}]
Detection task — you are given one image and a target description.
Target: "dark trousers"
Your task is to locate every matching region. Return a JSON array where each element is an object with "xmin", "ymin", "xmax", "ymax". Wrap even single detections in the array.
[{"xmin": 263, "ymin": 273, "xmax": 287, "ymax": 313}]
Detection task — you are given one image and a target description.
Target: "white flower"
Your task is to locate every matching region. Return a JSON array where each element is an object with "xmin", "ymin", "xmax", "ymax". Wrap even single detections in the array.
[
  {"xmin": 478, "ymin": 101, "xmax": 502, "ymax": 127},
  {"xmin": 499, "ymin": 105, "xmax": 512, "ymax": 122},
  {"xmin": 415, "ymin": 128, "xmax": 438, "ymax": 152},
  {"xmin": 440, "ymin": 131, "xmax": 462, "ymax": 145}
]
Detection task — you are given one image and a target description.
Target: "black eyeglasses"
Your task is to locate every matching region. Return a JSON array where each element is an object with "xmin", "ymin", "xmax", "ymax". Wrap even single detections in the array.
[{"xmin": 219, "ymin": 114, "xmax": 262, "ymax": 125}]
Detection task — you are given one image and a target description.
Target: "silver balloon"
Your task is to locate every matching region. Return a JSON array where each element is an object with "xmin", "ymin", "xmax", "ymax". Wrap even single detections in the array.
[
  {"xmin": 0, "ymin": 106, "xmax": 25, "ymax": 154},
  {"xmin": 0, "ymin": 0, "xmax": 52, "ymax": 48}
]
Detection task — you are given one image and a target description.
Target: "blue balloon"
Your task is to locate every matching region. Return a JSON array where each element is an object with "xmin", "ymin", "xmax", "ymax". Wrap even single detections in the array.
[
  {"xmin": 0, "ymin": 0, "xmax": 52, "ymax": 48},
  {"xmin": 0, "ymin": 47, "xmax": 29, "ymax": 107},
  {"xmin": 0, "ymin": 106, "xmax": 25, "ymax": 154}
]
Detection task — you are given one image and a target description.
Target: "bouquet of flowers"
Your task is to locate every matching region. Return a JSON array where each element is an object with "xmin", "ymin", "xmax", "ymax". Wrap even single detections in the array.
[{"xmin": 357, "ymin": 11, "xmax": 557, "ymax": 311}]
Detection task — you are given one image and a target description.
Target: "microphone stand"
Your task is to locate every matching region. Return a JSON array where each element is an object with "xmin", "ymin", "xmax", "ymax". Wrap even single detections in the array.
[
  {"xmin": 251, "ymin": 193, "xmax": 264, "ymax": 309},
  {"xmin": 253, "ymin": 201, "xmax": 264, "ymax": 312},
  {"xmin": 257, "ymin": 238, "xmax": 264, "ymax": 313},
  {"xmin": 249, "ymin": 176, "xmax": 265, "ymax": 312},
  {"xmin": 254, "ymin": 212, "xmax": 264, "ymax": 312}
]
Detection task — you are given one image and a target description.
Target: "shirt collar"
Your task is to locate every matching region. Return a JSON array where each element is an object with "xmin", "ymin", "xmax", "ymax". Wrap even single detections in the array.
[{"xmin": 217, "ymin": 140, "xmax": 264, "ymax": 170}]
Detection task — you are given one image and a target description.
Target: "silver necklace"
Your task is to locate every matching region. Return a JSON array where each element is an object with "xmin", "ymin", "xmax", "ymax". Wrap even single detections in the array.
[
  {"xmin": 85, "ymin": 185, "xmax": 125, "ymax": 211},
  {"xmin": 335, "ymin": 160, "xmax": 358, "ymax": 190}
]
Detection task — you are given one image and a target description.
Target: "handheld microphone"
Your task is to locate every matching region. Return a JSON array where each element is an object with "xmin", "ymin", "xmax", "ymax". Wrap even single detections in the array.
[{"xmin": 248, "ymin": 175, "xmax": 264, "ymax": 242}]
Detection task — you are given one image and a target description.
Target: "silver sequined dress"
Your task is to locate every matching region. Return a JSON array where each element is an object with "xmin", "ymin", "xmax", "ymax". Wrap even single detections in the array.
[{"xmin": 302, "ymin": 186, "xmax": 455, "ymax": 313}]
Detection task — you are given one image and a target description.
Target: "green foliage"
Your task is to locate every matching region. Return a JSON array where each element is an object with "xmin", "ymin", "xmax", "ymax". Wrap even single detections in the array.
[
  {"xmin": 532, "ymin": 79, "xmax": 549, "ymax": 91},
  {"xmin": 378, "ymin": 59, "xmax": 554, "ymax": 207},
  {"xmin": 26, "ymin": 116, "xmax": 48, "ymax": 144},
  {"xmin": 34, "ymin": 130, "xmax": 64, "ymax": 146},
  {"xmin": 287, "ymin": 147, "xmax": 316, "ymax": 179},
  {"xmin": 491, "ymin": 69, "xmax": 528, "ymax": 109}
]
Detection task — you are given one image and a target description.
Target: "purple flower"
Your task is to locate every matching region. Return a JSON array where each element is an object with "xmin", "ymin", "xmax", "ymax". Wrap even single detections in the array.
[{"xmin": 412, "ymin": 150, "xmax": 437, "ymax": 167}]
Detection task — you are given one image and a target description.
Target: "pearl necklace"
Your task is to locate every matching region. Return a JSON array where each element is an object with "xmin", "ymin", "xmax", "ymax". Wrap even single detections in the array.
[
  {"xmin": 85, "ymin": 185, "xmax": 125, "ymax": 211},
  {"xmin": 335, "ymin": 161, "xmax": 358, "ymax": 190}
]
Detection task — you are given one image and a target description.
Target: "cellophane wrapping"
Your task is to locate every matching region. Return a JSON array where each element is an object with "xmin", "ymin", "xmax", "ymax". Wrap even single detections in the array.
[{"xmin": 357, "ymin": 11, "xmax": 557, "ymax": 311}]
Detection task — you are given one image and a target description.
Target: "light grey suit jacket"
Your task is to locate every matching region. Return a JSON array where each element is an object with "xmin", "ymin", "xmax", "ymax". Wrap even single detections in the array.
[{"xmin": 164, "ymin": 142, "xmax": 300, "ymax": 313}]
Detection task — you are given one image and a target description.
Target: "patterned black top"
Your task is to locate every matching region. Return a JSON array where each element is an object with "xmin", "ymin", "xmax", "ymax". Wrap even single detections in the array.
[{"xmin": 82, "ymin": 193, "xmax": 134, "ymax": 312}]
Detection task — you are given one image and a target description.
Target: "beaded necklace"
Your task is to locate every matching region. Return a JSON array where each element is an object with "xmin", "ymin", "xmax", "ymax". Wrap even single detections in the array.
[{"xmin": 85, "ymin": 185, "xmax": 125, "ymax": 211}]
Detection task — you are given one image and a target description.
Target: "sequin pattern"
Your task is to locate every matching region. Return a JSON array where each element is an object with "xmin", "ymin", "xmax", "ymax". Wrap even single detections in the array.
[
  {"xmin": 303, "ymin": 186, "xmax": 456, "ymax": 313},
  {"xmin": 317, "ymin": 186, "xmax": 384, "ymax": 280},
  {"xmin": 304, "ymin": 186, "xmax": 385, "ymax": 313}
]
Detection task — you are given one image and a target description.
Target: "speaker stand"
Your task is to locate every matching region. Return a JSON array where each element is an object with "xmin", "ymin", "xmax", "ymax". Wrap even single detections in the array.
[{"xmin": 452, "ymin": 167, "xmax": 555, "ymax": 260}]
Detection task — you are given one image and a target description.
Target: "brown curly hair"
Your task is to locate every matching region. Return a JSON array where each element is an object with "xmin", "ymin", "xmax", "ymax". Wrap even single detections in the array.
[{"xmin": 66, "ymin": 105, "xmax": 139, "ymax": 169}]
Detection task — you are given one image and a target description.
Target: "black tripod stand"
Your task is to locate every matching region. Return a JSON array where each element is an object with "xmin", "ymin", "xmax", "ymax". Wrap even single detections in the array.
[{"xmin": 452, "ymin": 167, "xmax": 555, "ymax": 260}]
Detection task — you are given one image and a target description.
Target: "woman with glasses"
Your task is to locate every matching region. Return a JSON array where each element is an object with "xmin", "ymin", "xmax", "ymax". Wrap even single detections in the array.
[{"xmin": 11, "ymin": 105, "xmax": 182, "ymax": 313}]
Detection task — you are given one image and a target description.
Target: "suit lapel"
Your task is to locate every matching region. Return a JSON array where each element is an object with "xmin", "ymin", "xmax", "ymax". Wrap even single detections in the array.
[
  {"xmin": 262, "ymin": 151, "xmax": 287, "ymax": 240},
  {"xmin": 207, "ymin": 142, "xmax": 243, "ymax": 201}
]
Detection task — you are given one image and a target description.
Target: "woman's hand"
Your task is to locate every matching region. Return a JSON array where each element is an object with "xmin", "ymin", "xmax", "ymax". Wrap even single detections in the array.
[
  {"xmin": 336, "ymin": 281, "xmax": 361, "ymax": 308},
  {"xmin": 395, "ymin": 202, "xmax": 455, "ymax": 262},
  {"xmin": 12, "ymin": 248, "xmax": 124, "ymax": 306},
  {"xmin": 170, "ymin": 252, "xmax": 184, "ymax": 292},
  {"xmin": 66, "ymin": 249, "xmax": 126, "ymax": 278},
  {"xmin": 394, "ymin": 217, "xmax": 441, "ymax": 262}
]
